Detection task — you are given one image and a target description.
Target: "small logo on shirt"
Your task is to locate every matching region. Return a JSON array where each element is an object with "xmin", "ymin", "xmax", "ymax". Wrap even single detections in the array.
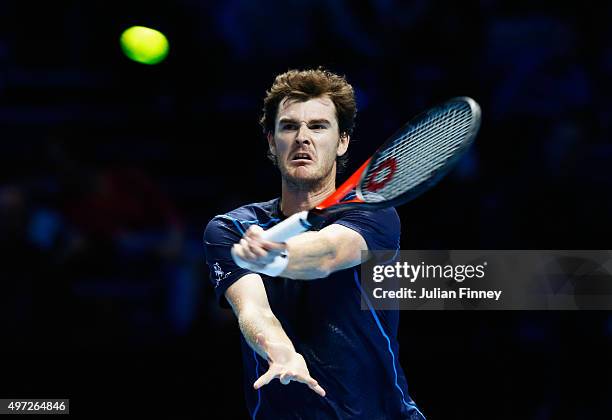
[{"xmin": 213, "ymin": 262, "xmax": 231, "ymax": 288}]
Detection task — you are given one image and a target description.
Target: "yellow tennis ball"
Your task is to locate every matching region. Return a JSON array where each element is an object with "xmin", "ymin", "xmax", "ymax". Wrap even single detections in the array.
[{"xmin": 120, "ymin": 26, "xmax": 169, "ymax": 65}]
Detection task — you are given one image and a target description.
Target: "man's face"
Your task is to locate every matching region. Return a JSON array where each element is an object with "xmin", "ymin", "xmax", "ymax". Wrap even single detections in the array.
[{"xmin": 268, "ymin": 96, "xmax": 349, "ymax": 189}]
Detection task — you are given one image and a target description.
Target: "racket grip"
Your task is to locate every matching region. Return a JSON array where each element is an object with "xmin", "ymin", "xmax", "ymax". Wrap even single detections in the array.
[
  {"xmin": 261, "ymin": 210, "xmax": 311, "ymax": 242},
  {"xmin": 231, "ymin": 248, "xmax": 289, "ymax": 277}
]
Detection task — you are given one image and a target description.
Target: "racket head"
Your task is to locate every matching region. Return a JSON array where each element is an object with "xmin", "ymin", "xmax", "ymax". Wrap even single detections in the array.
[{"xmin": 355, "ymin": 96, "xmax": 481, "ymax": 208}]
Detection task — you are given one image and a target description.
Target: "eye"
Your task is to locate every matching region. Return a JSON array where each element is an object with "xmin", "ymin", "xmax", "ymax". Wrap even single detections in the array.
[
  {"xmin": 310, "ymin": 124, "xmax": 327, "ymax": 130},
  {"xmin": 281, "ymin": 123, "xmax": 298, "ymax": 131}
]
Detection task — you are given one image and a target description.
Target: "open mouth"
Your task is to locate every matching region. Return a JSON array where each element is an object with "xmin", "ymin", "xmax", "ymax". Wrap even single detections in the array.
[{"xmin": 291, "ymin": 152, "xmax": 313, "ymax": 162}]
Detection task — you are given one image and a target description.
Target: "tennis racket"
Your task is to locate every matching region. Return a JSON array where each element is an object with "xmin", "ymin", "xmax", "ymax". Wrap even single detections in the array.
[{"xmin": 246, "ymin": 96, "xmax": 480, "ymax": 243}]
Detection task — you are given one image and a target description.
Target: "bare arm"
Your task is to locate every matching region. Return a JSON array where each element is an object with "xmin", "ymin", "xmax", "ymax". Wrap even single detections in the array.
[
  {"xmin": 225, "ymin": 273, "xmax": 294, "ymax": 358},
  {"xmin": 232, "ymin": 223, "xmax": 368, "ymax": 280},
  {"xmin": 283, "ymin": 224, "xmax": 367, "ymax": 279},
  {"xmin": 225, "ymin": 273, "xmax": 325, "ymax": 396}
]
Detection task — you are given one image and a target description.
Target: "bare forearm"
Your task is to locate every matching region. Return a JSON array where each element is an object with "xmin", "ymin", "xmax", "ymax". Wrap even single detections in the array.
[
  {"xmin": 238, "ymin": 307, "xmax": 295, "ymax": 360},
  {"xmin": 283, "ymin": 231, "xmax": 336, "ymax": 279},
  {"xmin": 283, "ymin": 226, "xmax": 366, "ymax": 280}
]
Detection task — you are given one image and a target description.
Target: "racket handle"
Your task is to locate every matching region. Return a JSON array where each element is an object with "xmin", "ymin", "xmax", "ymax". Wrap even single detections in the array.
[
  {"xmin": 261, "ymin": 210, "xmax": 311, "ymax": 242},
  {"xmin": 231, "ymin": 248, "xmax": 288, "ymax": 277}
]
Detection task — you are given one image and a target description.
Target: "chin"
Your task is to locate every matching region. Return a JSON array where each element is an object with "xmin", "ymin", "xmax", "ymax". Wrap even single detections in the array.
[
  {"xmin": 292, "ymin": 165, "xmax": 318, "ymax": 178},
  {"xmin": 282, "ymin": 168, "xmax": 323, "ymax": 189}
]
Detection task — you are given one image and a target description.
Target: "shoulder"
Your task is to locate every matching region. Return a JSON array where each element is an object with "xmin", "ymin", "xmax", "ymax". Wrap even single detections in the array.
[
  {"xmin": 330, "ymin": 206, "xmax": 401, "ymax": 251},
  {"xmin": 204, "ymin": 198, "xmax": 280, "ymax": 240},
  {"xmin": 326, "ymin": 191, "xmax": 400, "ymax": 229},
  {"xmin": 377, "ymin": 206, "xmax": 400, "ymax": 229},
  {"xmin": 332, "ymin": 206, "xmax": 400, "ymax": 229}
]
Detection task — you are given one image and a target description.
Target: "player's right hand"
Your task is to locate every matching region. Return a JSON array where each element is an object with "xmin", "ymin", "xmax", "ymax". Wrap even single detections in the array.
[
  {"xmin": 233, "ymin": 225, "xmax": 287, "ymax": 265},
  {"xmin": 232, "ymin": 225, "xmax": 288, "ymax": 272}
]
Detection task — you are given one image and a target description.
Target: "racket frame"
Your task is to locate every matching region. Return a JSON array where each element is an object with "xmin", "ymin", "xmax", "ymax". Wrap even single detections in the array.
[{"xmin": 260, "ymin": 96, "xmax": 481, "ymax": 241}]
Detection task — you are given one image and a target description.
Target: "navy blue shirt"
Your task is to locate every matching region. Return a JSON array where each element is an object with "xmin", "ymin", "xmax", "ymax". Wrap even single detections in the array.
[{"xmin": 204, "ymin": 197, "xmax": 425, "ymax": 420}]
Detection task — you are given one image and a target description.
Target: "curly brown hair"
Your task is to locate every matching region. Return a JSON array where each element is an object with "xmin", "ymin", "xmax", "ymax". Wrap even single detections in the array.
[{"xmin": 260, "ymin": 68, "xmax": 357, "ymax": 173}]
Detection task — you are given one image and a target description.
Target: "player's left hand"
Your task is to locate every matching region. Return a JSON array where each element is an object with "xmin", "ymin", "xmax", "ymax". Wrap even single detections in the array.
[
  {"xmin": 232, "ymin": 225, "xmax": 287, "ymax": 269},
  {"xmin": 253, "ymin": 334, "xmax": 326, "ymax": 397}
]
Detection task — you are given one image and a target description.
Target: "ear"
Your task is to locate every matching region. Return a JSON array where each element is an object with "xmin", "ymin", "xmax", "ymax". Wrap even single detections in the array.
[
  {"xmin": 337, "ymin": 133, "xmax": 350, "ymax": 157},
  {"xmin": 267, "ymin": 132, "xmax": 276, "ymax": 156}
]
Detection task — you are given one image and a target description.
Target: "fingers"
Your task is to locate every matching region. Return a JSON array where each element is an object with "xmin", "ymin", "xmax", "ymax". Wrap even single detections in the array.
[
  {"xmin": 231, "ymin": 244, "xmax": 266, "ymax": 269},
  {"xmin": 239, "ymin": 238, "xmax": 259, "ymax": 260},
  {"xmin": 232, "ymin": 241, "xmax": 268, "ymax": 266},
  {"xmin": 279, "ymin": 372, "xmax": 290, "ymax": 385},
  {"xmin": 245, "ymin": 226, "xmax": 287, "ymax": 253},
  {"xmin": 260, "ymin": 239, "xmax": 287, "ymax": 252},
  {"xmin": 254, "ymin": 369, "xmax": 326, "ymax": 397},
  {"xmin": 310, "ymin": 382, "xmax": 327, "ymax": 397},
  {"xmin": 253, "ymin": 370, "xmax": 276, "ymax": 390},
  {"xmin": 243, "ymin": 238, "xmax": 273, "ymax": 260},
  {"xmin": 277, "ymin": 370, "xmax": 327, "ymax": 397},
  {"xmin": 247, "ymin": 225, "xmax": 264, "ymax": 236},
  {"xmin": 233, "ymin": 226, "xmax": 287, "ymax": 266},
  {"xmin": 289, "ymin": 373, "xmax": 327, "ymax": 397}
]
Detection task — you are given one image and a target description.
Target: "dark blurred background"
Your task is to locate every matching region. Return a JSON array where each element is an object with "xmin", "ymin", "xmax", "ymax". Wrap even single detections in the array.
[{"xmin": 1, "ymin": 0, "xmax": 611, "ymax": 419}]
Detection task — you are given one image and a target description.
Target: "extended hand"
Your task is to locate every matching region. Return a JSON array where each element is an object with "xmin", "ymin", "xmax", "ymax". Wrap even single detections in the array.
[{"xmin": 253, "ymin": 334, "xmax": 326, "ymax": 397}]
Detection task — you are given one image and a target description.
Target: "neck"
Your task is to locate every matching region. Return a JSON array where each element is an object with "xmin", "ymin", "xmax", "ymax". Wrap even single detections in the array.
[{"xmin": 280, "ymin": 173, "xmax": 336, "ymax": 216}]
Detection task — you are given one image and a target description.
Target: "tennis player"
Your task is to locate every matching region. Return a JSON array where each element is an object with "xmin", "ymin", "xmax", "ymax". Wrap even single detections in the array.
[{"xmin": 204, "ymin": 69, "xmax": 425, "ymax": 419}]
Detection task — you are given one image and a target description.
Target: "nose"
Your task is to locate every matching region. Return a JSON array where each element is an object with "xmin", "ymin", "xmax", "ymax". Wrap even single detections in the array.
[{"xmin": 295, "ymin": 122, "xmax": 311, "ymax": 145}]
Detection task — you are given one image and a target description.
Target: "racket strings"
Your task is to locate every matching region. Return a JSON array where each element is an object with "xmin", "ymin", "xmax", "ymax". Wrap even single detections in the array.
[
  {"xmin": 361, "ymin": 102, "xmax": 475, "ymax": 202},
  {"xmin": 371, "ymin": 109, "xmax": 472, "ymax": 197},
  {"xmin": 393, "ymin": 108, "xmax": 472, "ymax": 173},
  {"xmin": 382, "ymin": 109, "xmax": 471, "ymax": 191}
]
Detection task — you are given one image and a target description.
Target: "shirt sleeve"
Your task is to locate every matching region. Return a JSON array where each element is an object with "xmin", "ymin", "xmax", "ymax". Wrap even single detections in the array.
[
  {"xmin": 203, "ymin": 216, "xmax": 252, "ymax": 307},
  {"xmin": 330, "ymin": 206, "xmax": 401, "ymax": 252}
]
